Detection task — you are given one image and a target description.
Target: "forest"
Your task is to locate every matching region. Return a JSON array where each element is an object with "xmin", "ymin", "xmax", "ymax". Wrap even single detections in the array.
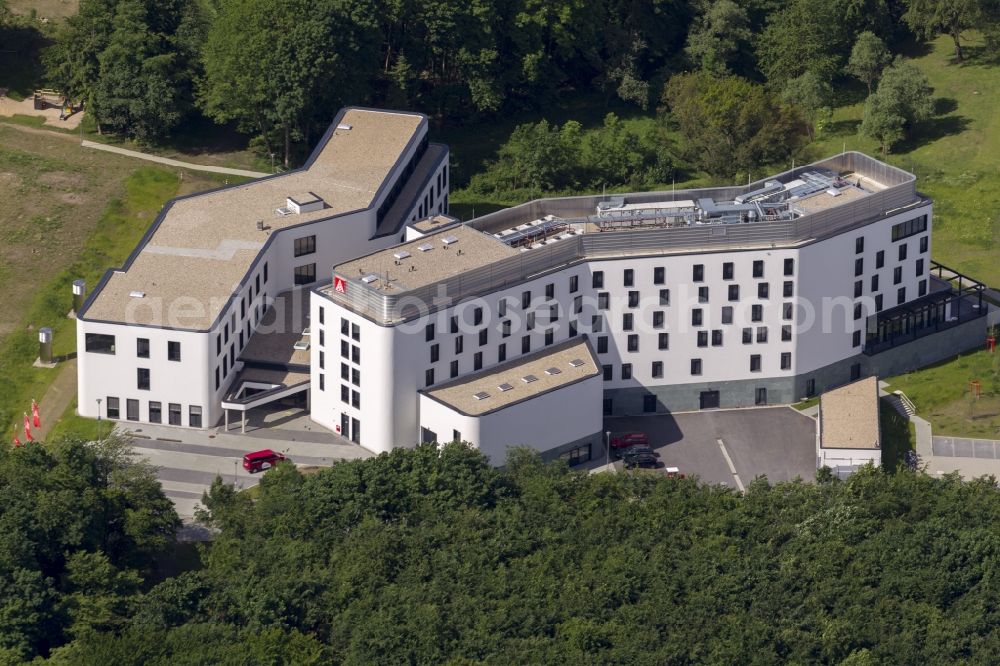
[
  {"xmin": 5, "ymin": 0, "xmax": 999, "ymax": 181},
  {"xmin": 2, "ymin": 437, "xmax": 998, "ymax": 663}
]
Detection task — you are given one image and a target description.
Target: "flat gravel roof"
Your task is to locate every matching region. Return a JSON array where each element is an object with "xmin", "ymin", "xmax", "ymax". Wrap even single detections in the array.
[{"xmin": 820, "ymin": 376, "xmax": 880, "ymax": 449}]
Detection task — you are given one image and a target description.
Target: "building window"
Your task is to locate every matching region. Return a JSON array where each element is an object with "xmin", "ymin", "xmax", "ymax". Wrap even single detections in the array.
[
  {"xmin": 352, "ymin": 345, "xmax": 360, "ymax": 364},
  {"xmin": 521, "ymin": 291, "xmax": 531, "ymax": 309},
  {"xmin": 341, "ymin": 385, "xmax": 349, "ymax": 403},
  {"xmin": 654, "ymin": 266, "xmax": 665, "ymax": 285},
  {"xmin": 783, "ymin": 281, "xmax": 793, "ymax": 297},
  {"xmin": 742, "ymin": 328, "xmax": 752, "ymax": 344},
  {"xmin": 893, "ymin": 266, "xmax": 903, "ymax": 285},
  {"xmin": 522, "ymin": 336, "xmax": 530, "ymax": 354},
  {"xmin": 137, "ymin": 368, "xmax": 150, "ymax": 391},
  {"xmin": 782, "ymin": 303, "xmax": 793, "ymax": 320},
  {"xmin": 855, "ymin": 236, "xmax": 864, "ymax": 254},
  {"xmin": 351, "ymin": 368, "xmax": 361, "ymax": 387},
  {"xmin": 186, "ymin": 405, "xmax": 202, "ymax": 428},
  {"xmin": 430, "ymin": 344, "xmax": 439, "ymax": 363},
  {"xmin": 918, "ymin": 279, "xmax": 927, "ymax": 296},
  {"xmin": 851, "ymin": 363, "xmax": 862, "ymax": 381},
  {"xmin": 569, "ymin": 275, "xmax": 579, "ymax": 293},
  {"xmin": 891, "ymin": 214, "xmax": 928, "ymax": 241},
  {"xmin": 755, "ymin": 388, "xmax": 767, "ymax": 406},
  {"xmin": 621, "ymin": 363, "xmax": 632, "ymax": 380},
  {"xmin": 643, "ymin": 394, "xmax": 657, "ymax": 413},
  {"xmin": 623, "ymin": 313, "xmax": 634, "ymax": 331},
  {"xmin": 341, "ymin": 340, "xmax": 349, "ymax": 359},
  {"xmin": 479, "ymin": 329, "xmax": 488, "ymax": 346},
  {"xmin": 498, "ymin": 299, "xmax": 507, "ymax": 318},
  {"xmin": 318, "ymin": 307, "xmax": 324, "ymax": 325},
  {"xmin": 167, "ymin": 341, "xmax": 181, "ymax": 362},
  {"xmin": 916, "ymin": 258, "xmax": 924, "ymax": 276},
  {"xmin": 693, "ymin": 264, "xmax": 704, "ymax": 282},
  {"xmin": 502, "ymin": 320, "xmax": 512, "ymax": 338},
  {"xmin": 425, "ymin": 368, "xmax": 435, "ymax": 387},
  {"xmin": 855, "ymin": 258, "xmax": 864, "ymax": 277},
  {"xmin": 598, "ymin": 293, "xmax": 609, "ymax": 310},
  {"xmin": 136, "ymin": 338, "xmax": 149, "ymax": 358},
  {"xmin": 603, "ymin": 364, "xmax": 613, "ymax": 381},
  {"xmin": 293, "ymin": 235, "xmax": 316, "ymax": 257},
  {"xmin": 723, "ymin": 262, "xmax": 734, "ymax": 280},
  {"xmin": 498, "ymin": 343, "xmax": 507, "ymax": 362},
  {"xmin": 425, "ymin": 323, "xmax": 435, "ymax": 341},
  {"xmin": 756, "ymin": 326, "xmax": 768, "ymax": 343},
  {"xmin": 352, "ymin": 324, "xmax": 360, "ymax": 341},
  {"xmin": 85, "ymin": 333, "xmax": 116, "ymax": 355},
  {"xmin": 697, "ymin": 331, "xmax": 708, "ymax": 347},
  {"xmin": 455, "ymin": 336, "xmax": 464, "ymax": 354},
  {"xmin": 149, "ymin": 402, "xmax": 161, "ymax": 423},
  {"xmin": 653, "ymin": 311, "xmax": 665, "ymax": 328},
  {"xmin": 751, "ymin": 304, "xmax": 763, "ymax": 322},
  {"xmin": 853, "ymin": 330, "xmax": 862, "ymax": 347},
  {"xmin": 319, "ymin": 350, "xmax": 325, "ymax": 370},
  {"xmin": 806, "ymin": 378, "xmax": 816, "ymax": 397},
  {"xmin": 545, "ymin": 283, "xmax": 555, "ymax": 299},
  {"xmin": 450, "ymin": 360, "xmax": 459, "ymax": 378},
  {"xmin": 341, "ymin": 318, "xmax": 350, "ymax": 336},
  {"xmin": 352, "ymin": 391, "xmax": 360, "ymax": 409},
  {"xmin": 758, "ymin": 283, "xmax": 769, "ymax": 299},
  {"xmin": 628, "ymin": 334, "xmax": 639, "ymax": 352},
  {"xmin": 652, "ymin": 362, "xmax": 663, "ymax": 379},
  {"xmin": 544, "ymin": 329, "xmax": 554, "ymax": 346},
  {"xmin": 784, "ymin": 258, "xmax": 794, "ymax": 276},
  {"xmin": 698, "ymin": 286, "xmax": 709, "ymax": 303},
  {"xmin": 781, "ymin": 352, "xmax": 792, "ymax": 370},
  {"xmin": 216, "ymin": 334, "xmax": 221, "ymax": 355},
  {"xmin": 592, "ymin": 315, "xmax": 603, "ymax": 333},
  {"xmin": 658, "ymin": 333, "xmax": 669, "ymax": 350},
  {"xmin": 712, "ymin": 329, "xmax": 723, "ymax": 346},
  {"xmin": 569, "ymin": 320, "xmax": 578, "ymax": 337},
  {"xmin": 750, "ymin": 355, "xmax": 761, "ymax": 372},
  {"xmin": 920, "ymin": 236, "xmax": 928, "ymax": 253},
  {"xmin": 215, "ymin": 367, "xmax": 220, "ymax": 390},
  {"xmin": 876, "ymin": 250, "xmax": 885, "ymax": 269},
  {"xmin": 623, "ymin": 269, "xmax": 634, "ymax": 287},
  {"xmin": 721, "ymin": 306, "xmax": 733, "ymax": 324},
  {"xmin": 875, "ymin": 294, "xmax": 884, "ymax": 311},
  {"xmin": 871, "ymin": 274, "xmax": 879, "ymax": 292},
  {"xmin": 527, "ymin": 312, "xmax": 537, "ymax": 332},
  {"xmin": 341, "ymin": 362, "xmax": 349, "ymax": 380},
  {"xmin": 168, "ymin": 403, "xmax": 181, "ymax": 426},
  {"xmin": 549, "ymin": 303, "xmax": 559, "ymax": 323},
  {"xmin": 659, "ymin": 289, "xmax": 670, "ymax": 306},
  {"xmin": 263, "ymin": 262, "xmax": 269, "ymax": 282},
  {"xmin": 899, "ymin": 243, "xmax": 908, "ymax": 261},
  {"xmin": 126, "ymin": 399, "xmax": 139, "ymax": 421},
  {"xmin": 592, "ymin": 271, "xmax": 604, "ymax": 288},
  {"xmin": 603, "ymin": 398, "xmax": 613, "ymax": 415},
  {"xmin": 450, "ymin": 316, "xmax": 459, "ymax": 334},
  {"xmin": 293, "ymin": 263, "xmax": 316, "ymax": 285},
  {"xmin": 782, "ymin": 325, "xmax": 792, "ymax": 341},
  {"xmin": 573, "ymin": 295, "xmax": 583, "ymax": 315},
  {"xmin": 692, "ymin": 309, "xmax": 703, "ymax": 326},
  {"xmin": 728, "ymin": 285, "xmax": 740, "ymax": 301},
  {"xmin": 897, "ymin": 287, "xmax": 906, "ymax": 305},
  {"xmin": 854, "ymin": 303, "xmax": 863, "ymax": 321},
  {"xmin": 106, "ymin": 397, "xmax": 120, "ymax": 419},
  {"xmin": 854, "ymin": 280, "xmax": 863, "ymax": 298},
  {"xmin": 691, "ymin": 359, "xmax": 702, "ymax": 375},
  {"xmin": 753, "ymin": 260, "xmax": 764, "ymax": 278},
  {"xmin": 628, "ymin": 291, "xmax": 640, "ymax": 308}
]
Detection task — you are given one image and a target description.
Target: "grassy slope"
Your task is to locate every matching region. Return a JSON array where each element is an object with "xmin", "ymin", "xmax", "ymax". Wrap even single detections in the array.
[{"xmin": 879, "ymin": 401, "xmax": 916, "ymax": 472}]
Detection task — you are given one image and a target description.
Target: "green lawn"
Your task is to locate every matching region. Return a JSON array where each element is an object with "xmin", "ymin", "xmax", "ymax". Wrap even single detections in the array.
[
  {"xmin": 883, "ymin": 341, "xmax": 1000, "ymax": 439},
  {"xmin": 879, "ymin": 401, "xmax": 916, "ymax": 473},
  {"xmin": 0, "ymin": 167, "xmax": 200, "ymax": 437}
]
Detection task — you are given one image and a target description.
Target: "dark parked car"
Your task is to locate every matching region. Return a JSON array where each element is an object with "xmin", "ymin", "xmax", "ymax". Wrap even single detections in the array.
[
  {"xmin": 614, "ymin": 444, "xmax": 655, "ymax": 460},
  {"xmin": 622, "ymin": 451, "xmax": 658, "ymax": 468}
]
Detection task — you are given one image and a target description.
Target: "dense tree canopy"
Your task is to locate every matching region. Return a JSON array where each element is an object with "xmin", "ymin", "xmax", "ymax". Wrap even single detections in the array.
[
  {"xmin": 0, "ymin": 433, "xmax": 178, "ymax": 662},
  {"xmin": 861, "ymin": 57, "xmax": 934, "ymax": 153},
  {"xmin": 30, "ymin": 443, "xmax": 1000, "ymax": 663}
]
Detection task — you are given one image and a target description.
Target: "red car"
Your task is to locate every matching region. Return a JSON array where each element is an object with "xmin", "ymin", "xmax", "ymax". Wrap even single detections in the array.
[
  {"xmin": 609, "ymin": 432, "xmax": 649, "ymax": 449},
  {"xmin": 242, "ymin": 449, "xmax": 285, "ymax": 473}
]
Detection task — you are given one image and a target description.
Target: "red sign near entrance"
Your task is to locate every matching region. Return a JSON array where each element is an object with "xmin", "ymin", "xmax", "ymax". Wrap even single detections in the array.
[{"xmin": 334, "ymin": 276, "xmax": 347, "ymax": 294}]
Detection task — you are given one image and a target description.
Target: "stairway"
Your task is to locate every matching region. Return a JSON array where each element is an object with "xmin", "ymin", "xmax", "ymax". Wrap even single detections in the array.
[{"xmin": 884, "ymin": 391, "xmax": 916, "ymax": 418}]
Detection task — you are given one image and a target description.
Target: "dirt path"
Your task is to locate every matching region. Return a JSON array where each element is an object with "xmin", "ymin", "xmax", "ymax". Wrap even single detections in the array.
[
  {"xmin": 82, "ymin": 140, "xmax": 268, "ymax": 178},
  {"xmin": 27, "ymin": 358, "xmax": 77, "ymax": 443}
]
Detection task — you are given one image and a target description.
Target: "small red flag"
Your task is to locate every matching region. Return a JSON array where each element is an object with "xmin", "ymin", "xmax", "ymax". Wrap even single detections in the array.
[
  {"xmin": 32, "ymin": 400, "xmax": 40, "ymax": 429},
  {"xmin": 13, "ymin": 435, "xmax": 21, "ymax": 447},
  {"xmin": 23, "ymin": 413, "xmax": 32, "ymax": 441}
]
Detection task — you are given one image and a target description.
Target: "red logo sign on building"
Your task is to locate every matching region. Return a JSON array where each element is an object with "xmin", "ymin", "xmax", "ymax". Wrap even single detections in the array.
[{"xmin": 334, "ymin": 276, "xmax": 347, "ymax": 294}]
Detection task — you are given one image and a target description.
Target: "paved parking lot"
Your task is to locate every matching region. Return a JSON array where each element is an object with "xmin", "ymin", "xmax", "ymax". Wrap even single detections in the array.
[{"xmin": 605, "ymin": 407, "xmax": 818, "ymax": 488}]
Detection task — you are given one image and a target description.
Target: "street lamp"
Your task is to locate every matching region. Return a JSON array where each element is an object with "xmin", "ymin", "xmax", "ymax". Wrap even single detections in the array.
[
  {"xmin": 96, "ymin": 398, "xmax": 102, "ymax": 441},
  {"xmin": 605, "ymin": 430, "xmax": 611, "ymax": 471}
]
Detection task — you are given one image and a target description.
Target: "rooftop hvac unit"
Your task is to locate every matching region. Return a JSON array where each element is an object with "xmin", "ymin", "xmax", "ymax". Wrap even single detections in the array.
[
  {"xmin": 286, "ymin": 192, "xmax": 324, "ymax": 214},
  {"xmin": 393, "ymin": 250, "xmax": 411, "ymax": 260},
  {"xmin": 545, "ymin": 367, "xmax": 562, "ymax": 375},
  {"xmin": 473, "ymin": 391, "xmax": 490, "ymax": 401},
  {"xmin": 274, "ymin": 207, "xmax": 293, "ymax": 217},
  {"xmin": 442, "ymin": 235, "xmax": 459, "ymax": 246},
  {"xmin": 293, "ymin": 341, "xmax": 310, "ymax": 351},
  {"xmin": 417, "ymin": 243, "xmax": 433, "ymax": 252},
  {"xmin": 498, "ymin": 383, "xmax": 514, "ymax": 392},
  {"xmin": 568, "ymin": 358, "xmax": 585, "ymax": 368},
  {"xmin": 337, "ymin": 123, "xmax": 352, "ymax": 131},
  {"xmin": 521, "ymin": 374, "xmax": 538, "ymax": 384},
  {"xmin": 361, "ymin": 274, "xmax": 378, "ymax": 284},
  {"xmin": 129, "ymin": 291, "xmax": 145, "ymax": 298}
]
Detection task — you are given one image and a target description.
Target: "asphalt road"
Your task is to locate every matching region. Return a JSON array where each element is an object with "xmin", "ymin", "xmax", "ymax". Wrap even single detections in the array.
[{"xmin": 605, "ymin": 407, "xmax": 818, "ymax": 488}]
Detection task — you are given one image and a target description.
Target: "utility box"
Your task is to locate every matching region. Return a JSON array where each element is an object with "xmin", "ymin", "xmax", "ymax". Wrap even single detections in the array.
[{"xmin": 38, "ymin": 328, "xmax": 53, "ymax": 364}]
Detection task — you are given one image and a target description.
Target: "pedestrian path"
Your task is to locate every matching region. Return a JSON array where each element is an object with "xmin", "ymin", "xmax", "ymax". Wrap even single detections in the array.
[{"xmin": 81, "ymin": 140, "xmax": 268, "ymax": 178}]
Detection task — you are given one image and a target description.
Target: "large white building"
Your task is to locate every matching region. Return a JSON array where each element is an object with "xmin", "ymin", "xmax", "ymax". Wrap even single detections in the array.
[
  {"xmin": 77, "ymin": 112, "xmax": 987, "ymax": 467},
  {"xmin": 313, "ymin": 152, "xmax": 986, "ymax": 464},
  {"xmin": 76, "ymin": 108, "xmax": 450, "ymax": 430}
]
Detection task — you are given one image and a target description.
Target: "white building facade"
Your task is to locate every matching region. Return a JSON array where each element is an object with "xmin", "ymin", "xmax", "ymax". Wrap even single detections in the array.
[
  {"xmin": 311, "ymin": 153, "xmax": 985, "ymax": 463},
  {"xmin": 76, "ymin": 108, "xmax": 450, "ymax": 430}
]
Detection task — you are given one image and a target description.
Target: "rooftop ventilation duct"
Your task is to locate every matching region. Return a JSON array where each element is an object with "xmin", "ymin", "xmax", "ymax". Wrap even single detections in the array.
[{"xmin": 286, "ymin": 192, "xmax": 324, "ymax": 214}]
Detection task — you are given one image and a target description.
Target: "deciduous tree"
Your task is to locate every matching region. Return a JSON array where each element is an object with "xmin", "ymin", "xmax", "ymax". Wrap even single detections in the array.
[{"xmin": 847, "ymin": 31, "xmax": 892, "ymax": 94}]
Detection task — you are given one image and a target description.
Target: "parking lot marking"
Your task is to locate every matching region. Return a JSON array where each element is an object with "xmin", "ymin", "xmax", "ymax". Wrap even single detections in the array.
[{"xmin": 717, "ymin": 439, "xmax": 746, "ymax": 493}]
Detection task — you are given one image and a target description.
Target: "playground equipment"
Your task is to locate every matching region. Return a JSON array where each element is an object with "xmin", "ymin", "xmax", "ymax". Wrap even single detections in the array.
[
  {"xmin": 970, "ymin": 380, "xmax": 982, "ymax": 399},
  {"xmin": 987, "ymin": 335, "xmax": 995, "ymax": 353}
]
